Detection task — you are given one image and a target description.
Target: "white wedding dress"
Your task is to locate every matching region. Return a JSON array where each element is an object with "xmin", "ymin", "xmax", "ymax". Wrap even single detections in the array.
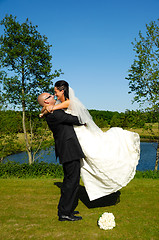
[{"xmin": 66, "ymin": 88, "xmax": 140, "ymax": 201}]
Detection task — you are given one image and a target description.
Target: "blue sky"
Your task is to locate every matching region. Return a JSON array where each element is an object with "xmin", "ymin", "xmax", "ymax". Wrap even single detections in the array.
[{"xmin": 0, "ymin": 0, "xmax": 159, "ymax": 112}]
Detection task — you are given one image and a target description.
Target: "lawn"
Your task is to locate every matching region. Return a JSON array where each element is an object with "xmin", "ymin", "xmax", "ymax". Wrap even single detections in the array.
[{"xmin": 0, "ymin": 178, "xmax": 159, "ymax": 240}]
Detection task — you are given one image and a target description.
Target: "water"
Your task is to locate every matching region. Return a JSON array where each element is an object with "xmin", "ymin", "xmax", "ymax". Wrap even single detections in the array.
[
  {"xmin": 4, "ymin": 147, "xmax": 58, "ymax": 164},
  {"xmin": 137, "ymin": 142, "xmax": 158, "ymax": 171},
  {"xmin": 3, "ymin": 142, "xmax": 158, "ymax": 171}
]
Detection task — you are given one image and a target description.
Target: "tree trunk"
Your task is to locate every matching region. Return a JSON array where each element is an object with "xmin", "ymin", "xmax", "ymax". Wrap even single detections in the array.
[
  {"xmin": 22, "ymin": 109, "xmax": 33, "ymax": 165},
  {"xmin": 21, "ymin": 58, "xmax": 33, "ymax": 165},
  {"xmin": 27, "ymin": 150, "xmax": 33, "ymax": 165}
]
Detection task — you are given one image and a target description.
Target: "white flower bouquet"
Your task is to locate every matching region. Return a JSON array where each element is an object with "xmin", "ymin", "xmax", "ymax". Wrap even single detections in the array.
[{"xmin": 98, "ymin": 212, "xmax": 116, "ymax": 230}]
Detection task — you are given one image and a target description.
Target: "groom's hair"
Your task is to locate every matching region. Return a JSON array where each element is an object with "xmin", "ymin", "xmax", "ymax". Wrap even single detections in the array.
[{"xmin": 55, "ymin": 80, "xmax": 69, "ymax": 100}]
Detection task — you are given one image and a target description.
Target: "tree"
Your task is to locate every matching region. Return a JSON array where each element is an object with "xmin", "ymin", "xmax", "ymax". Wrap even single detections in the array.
[
  {"xmin": 110, "ymin": 114, "xmax": 122, "ymax": 128},
  {"xmin": 126, "ymin": 19, "xmax": 159, "ymax": 110},
  {"xmin": 0, "ymin": 15, "xmax": 62, "ymax": 164},
  {"xmin": 125, "ymin": 110, "xmax": 145, "ymax": 128},
  {"xmin": 126, "ymin": 19, "xmax": 159, "ymax": 170}
]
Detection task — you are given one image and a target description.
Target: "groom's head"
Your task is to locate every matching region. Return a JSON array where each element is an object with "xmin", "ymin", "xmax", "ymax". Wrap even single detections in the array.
[{"xmin": 38, "ymin": 93, "xmax": 56, "ymax": 107}]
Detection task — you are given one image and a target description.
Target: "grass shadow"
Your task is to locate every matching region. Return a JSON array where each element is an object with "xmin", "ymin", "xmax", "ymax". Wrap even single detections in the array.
[{"xmin": 54, "ymin": 182, "xmax": 120, "ymax": 209}]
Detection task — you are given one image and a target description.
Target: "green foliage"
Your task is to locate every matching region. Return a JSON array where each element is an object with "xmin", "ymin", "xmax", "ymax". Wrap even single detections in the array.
[
  {"xmin": 135, "ymin": 170, "xmax": 159, "ymax": 179},
  {"xmin": 126, "ymin": 19, "xmax": 159, "ymax": 111},
  {"xmin": 0, "ymin": 109, "xmax": 49, "ymax": 134},
  {"xmin": 0, "ymin": 110, "xmax": 23, "ymax": 133},
  {"xmin": 0, "ymin": 14, "xmax": 62, "ymax": 111},
  {"xmin": 1, "ymin": 109, "xmax": 158, "ymax": 134},
  {"xmin": 89, "ymin": 110, "xmax": 116, "ymax": 125},
  {"xmin": 93, "ymin": 117, "xmax": 108, "ymax": 128},
  {"xmin": 0, "ymin": 162, "xmax": 63, "ymax": 178},
  {"xmin": 0, "ymin": 135, "xmax": 23, "ymax": 160},
  {"xmin": 0, "ymin": 162, "xmax": 158, "ymax": 179},
  {"xmin": 110, "ymin": 113, "xmax": 123, "ymax": 127},
  {"xmin": 124, "ymin": 110, "xmax": 146, "ymax": 128},
  {"xmin": 89, "ymin": 109, "xmax": 157, "ymax": 129}
]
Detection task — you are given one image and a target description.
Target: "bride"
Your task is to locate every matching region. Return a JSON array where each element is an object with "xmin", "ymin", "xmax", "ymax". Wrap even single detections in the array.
[{"xmin": 41, "ymin": 80, "xmax": 140, "ymax": 201}]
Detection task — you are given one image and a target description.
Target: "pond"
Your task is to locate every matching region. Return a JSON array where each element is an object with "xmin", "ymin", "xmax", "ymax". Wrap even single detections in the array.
[{"xmin": 4, "ymin": 142, "xmax": 158, "ymax": 171}]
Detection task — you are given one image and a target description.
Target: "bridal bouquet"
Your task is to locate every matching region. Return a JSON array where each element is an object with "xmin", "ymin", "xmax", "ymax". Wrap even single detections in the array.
[{"xmin": 98, "ymin": 212, "xmax": 116, "ymax": 230}]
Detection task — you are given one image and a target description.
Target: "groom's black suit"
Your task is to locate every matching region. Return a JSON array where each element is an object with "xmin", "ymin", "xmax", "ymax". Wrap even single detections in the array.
[{"xmin": 45, "ymin": 109, "xmax": 85, "ymax": 217}]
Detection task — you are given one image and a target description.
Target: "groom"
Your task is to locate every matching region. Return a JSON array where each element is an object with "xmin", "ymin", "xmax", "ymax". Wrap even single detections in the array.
[{"xmin": 38, "ymin": 93, "xmax": 85, "ymax": 221}]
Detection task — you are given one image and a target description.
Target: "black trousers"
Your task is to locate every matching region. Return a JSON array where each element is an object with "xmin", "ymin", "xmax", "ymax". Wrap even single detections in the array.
[{"xmin": 58, "ymin": 159, "xmax": 80, "ymax": 216}]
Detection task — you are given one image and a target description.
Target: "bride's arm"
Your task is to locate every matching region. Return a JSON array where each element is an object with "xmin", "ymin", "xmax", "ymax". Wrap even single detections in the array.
[
  {"xmin": 40, "ymin": 100, "xmax": 71, "ymax": 117},
  {"xmin": 46, "ymin": 100, "xmax": 70, "ymax": 112}
]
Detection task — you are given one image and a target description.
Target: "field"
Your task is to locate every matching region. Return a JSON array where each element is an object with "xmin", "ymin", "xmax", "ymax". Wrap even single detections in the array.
[
  {"xmin": 102, "ymin": 123, "xmax": 159, "ymax": 141},
  {"xmin": 0, "ymin": 178, "xmax": 159, "ymax": 240}
]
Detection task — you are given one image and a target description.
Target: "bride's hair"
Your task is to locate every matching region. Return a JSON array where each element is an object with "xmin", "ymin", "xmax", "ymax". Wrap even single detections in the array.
[
  {"xmin": 55, "ymin": 80, "xmax": 102, "ymax": 134},
  {"xmin": 54, "ymin": 80, "xmax": 69, "ymax": 100}
]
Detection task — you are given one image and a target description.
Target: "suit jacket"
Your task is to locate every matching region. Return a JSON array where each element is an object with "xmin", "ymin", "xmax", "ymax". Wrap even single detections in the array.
[{"xmin": 45, "ymin": 109, "xmax": 85, "ymax": 164}]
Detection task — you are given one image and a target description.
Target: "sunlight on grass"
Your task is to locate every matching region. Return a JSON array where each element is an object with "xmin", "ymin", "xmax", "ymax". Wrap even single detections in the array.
[
  {"xmin": 102, "ymin": 123, "xmax": 158, "ymax": 142},
  {"xmin": 0, "ymin": 178, "xmax": 159, "ymax": 240}
]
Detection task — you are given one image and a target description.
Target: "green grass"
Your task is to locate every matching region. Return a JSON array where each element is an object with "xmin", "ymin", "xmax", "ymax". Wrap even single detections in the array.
[
  {"xmin": 0, "ymin": 178, "xmax": 159, "ymax": 240},
  {"xmin": 102, "ymin": 123, "xmax": 159, "ymax": 142}
]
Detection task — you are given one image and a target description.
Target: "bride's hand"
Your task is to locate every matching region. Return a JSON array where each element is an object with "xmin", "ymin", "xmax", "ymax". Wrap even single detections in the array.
[
  {"xmin": 46, "ymin": 105, "xmax": 54, "ymax": 112},
  {"xmin": 39, "ymin": 113, "xmax": 44, "ymax": 118}
]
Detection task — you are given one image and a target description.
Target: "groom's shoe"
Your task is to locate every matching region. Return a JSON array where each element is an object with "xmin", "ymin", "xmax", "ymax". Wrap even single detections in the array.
[
  {"xmin": 59, "ymin": 214, "xmax": 82, "ymax": 221},
  {"xmin": 73, "ymin": 210, "xmax": 79, "ymax": 215}
]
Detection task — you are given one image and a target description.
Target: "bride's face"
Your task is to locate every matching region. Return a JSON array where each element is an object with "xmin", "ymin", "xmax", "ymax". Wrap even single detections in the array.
[{"xmin": 54, "ymin": 87, "xmax": 64, "ymax": 101}]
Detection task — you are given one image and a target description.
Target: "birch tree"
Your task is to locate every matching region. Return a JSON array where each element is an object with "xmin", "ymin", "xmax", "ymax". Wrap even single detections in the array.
[{"xmin": 0, "ymin": 15, "xmax": 62, "ymax": 164}]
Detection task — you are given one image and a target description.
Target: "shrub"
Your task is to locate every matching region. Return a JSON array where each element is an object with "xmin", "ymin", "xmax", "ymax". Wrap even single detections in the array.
[
  {"xmin": 0, "ymin": 162, "xmax": 158, "ymax": 179},
  {"xmin": 0, "ymin": 161, "xmax": 63, "ymax": 178},
  {"xmin": 135, "ymin": 170, "xmax": 159, "ymax": 179}
]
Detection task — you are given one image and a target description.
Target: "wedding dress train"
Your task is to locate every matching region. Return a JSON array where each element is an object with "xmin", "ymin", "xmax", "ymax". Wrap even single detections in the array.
[{"xmin": 74, "ymin": 125, "xmax": 140, "ymax": 201}]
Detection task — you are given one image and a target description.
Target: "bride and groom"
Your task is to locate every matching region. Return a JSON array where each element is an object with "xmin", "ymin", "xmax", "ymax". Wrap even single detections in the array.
[{"xmin": 38, "ymin": 80, "xmax": 140, "ymax": 222}]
